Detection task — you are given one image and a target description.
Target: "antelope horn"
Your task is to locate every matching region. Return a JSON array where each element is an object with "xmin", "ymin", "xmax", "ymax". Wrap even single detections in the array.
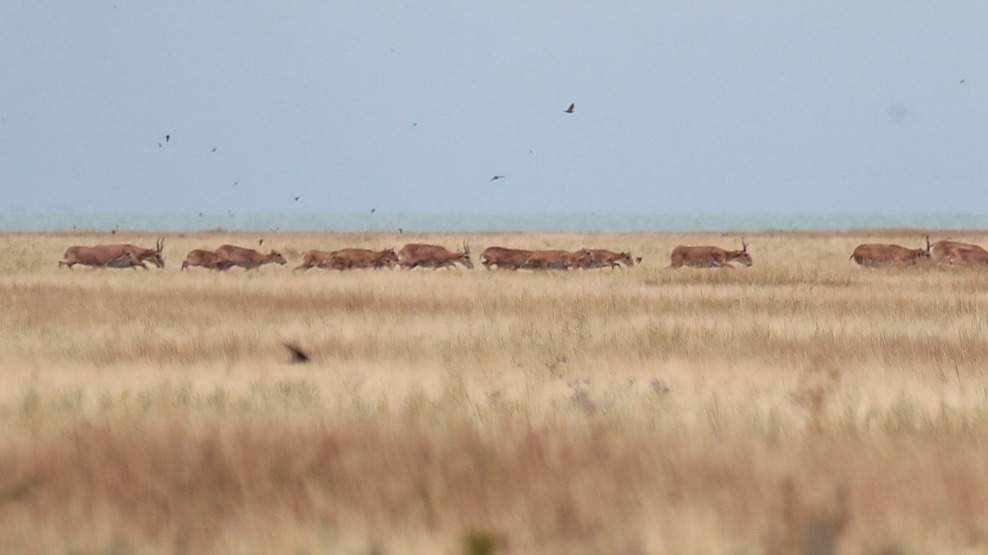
[{"xmin": 741, "ymin": 237, "xmax": 748, "ymax": 252}]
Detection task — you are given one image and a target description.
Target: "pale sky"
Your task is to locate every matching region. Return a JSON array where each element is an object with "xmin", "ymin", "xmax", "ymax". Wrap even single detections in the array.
[{"xmin": 1, "ymin": 1, "xmax": 985, "ymax": 215}]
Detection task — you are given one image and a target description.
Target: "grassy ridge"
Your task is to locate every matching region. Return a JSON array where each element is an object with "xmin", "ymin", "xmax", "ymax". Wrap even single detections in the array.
[{"xmin": 2, "ymin": 230, "xmax": 988, "ymax": 553}]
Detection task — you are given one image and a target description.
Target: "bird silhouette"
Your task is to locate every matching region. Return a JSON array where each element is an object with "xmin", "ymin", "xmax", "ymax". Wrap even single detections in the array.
[
  {"xmin": 233, "ymin": 181, "xmax": 239, "ymax": 187},
  {"xmin": 211, "ymin": 146, "xmax": 217, "ymax": 152},
  {"xmin": 293, "ymin": 196, "xmax": 300, "ymax": 202},
  {"xmin": 370, "ymin": 208, "xmax": 376, "ymax": 214},
  {"xmin": 961, "ymin": 79, "xmax": 966, "ymax": 84},
  {"xmin": 490, "ymin": 175, "xmax": 506, "ymax": 182},
  {"xmin": 564, "ymin": 103, "xmax": 575, "ymax": 113},
  {"xmin": 283, "ymin": 342, "xmax": 310, "ymax": 364},
  {"xmin": 165, "ymin": 134, "xmax": 170, "ymax": 142}
]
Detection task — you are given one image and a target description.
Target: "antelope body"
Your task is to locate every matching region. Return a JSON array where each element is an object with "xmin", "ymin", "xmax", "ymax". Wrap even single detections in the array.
[
  {"xmin": 332, "ymin": 248, "xmax": 398, "ymax": 270},
  {"xmin": 398, "ymin": 243, "xmax": 473, "ymax": 269},
  {"xmin": 181, "ymin": 249, "xmax": 233, "ymax": 271},
  {"xmin": 523, "ymin": 250, "xmax": 582, "ymax": 270},
  {"xmin": 932, "ymin": 240, "xmax": 988, "ymax": 265},
  {"xmin": 111, "ymin": 239, "xmax": 165, "ymax": 268},
  {"xmin": 480, "ymin": 247, "xmax": 535, "ymax": 270},
  {"xmin": 295, "ymin": 250, "xmax": 335, "ymax": 271},
  {"xmin": 296, "ymin": 248, "xmax": 398, "ymax": 271},
  {"xmin": 850, "ymin": 238, "xmax": 930, "ymax": 267},
  {"xmin": 214, "ymin": 245, "xmax": 287, "ymax": 271},
  {"xmin": 669, "ymin": 240, "xmax": 752, "ymax": 268},
  {"xmin": 577, "ymin": 249, "xmax": 638, "ymax": 269}
]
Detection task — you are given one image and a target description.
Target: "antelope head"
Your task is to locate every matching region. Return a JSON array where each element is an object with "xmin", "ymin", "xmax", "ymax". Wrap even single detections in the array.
[
  {"xmin": 460, "ymin": 241, "xmax": 474, "ymax": 269},
  {"xmin": 268, "ymin": 250, "xmax": 287, "ymax": 265},
  {"xmin": 147, "ymin": 238, "xmax": 166, "ymax": 268},
  {"xmin": 730, "ymin": 238, "xmax": 753, "ymax": 267}
]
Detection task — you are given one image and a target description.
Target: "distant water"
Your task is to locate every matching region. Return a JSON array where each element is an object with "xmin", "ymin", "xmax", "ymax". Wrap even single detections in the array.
[{"xmin": 2, "ymin": 212, "xmax": 987, "ymax": 232}]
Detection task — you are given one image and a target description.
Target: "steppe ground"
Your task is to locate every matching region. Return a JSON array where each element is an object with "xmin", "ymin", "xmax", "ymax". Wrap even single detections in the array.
[{"xmin": 3, "ymin": 230, "xmax": 988, "ymax": 554}]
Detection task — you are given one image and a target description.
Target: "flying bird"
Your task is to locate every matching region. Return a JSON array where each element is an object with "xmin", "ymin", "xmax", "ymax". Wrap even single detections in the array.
[
  {"xmin": 960, "ymin": 79, "xmax": 966, "ymax": 84},
  {"xmin": 370, "ymin": 208, "xmax": 376, "ymax": 214},
  {"xmin": 293, "ymin": 196, "xmax": 300, "ymax": 202},
  {"xmin": 211, "ymin": 146, "xmax": 217, "ymax": 152},
  {"xmin": 489, "ymin": 175, "xmax": 506, "ymax": 182},
  {"xmin": 283, "ymin": 342, "xmax": 310, "ymax": 364},
  {"xmin": 233, "ymin": 181, "xmax": 239, "ymax": 187},
  {"xmin": 564, "ymin": 103, "xmax": 575, "ymax": 114},
  {"xmin": 165, "ymin": 134, "xmax": 170, "ymax": 142}
]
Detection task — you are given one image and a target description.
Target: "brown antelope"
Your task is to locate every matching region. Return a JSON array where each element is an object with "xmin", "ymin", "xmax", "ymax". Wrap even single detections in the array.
[
  {"xmin": 850, "ymin": 237, "xmax": 931, "ymax": 267},
  {"xmin": 60, "ymin": 245, "xmax": 148, "ymax": 270},
  {"xmin": 577, "ymin": 249, "xmax": 638, "ymax": 269},
  {"xmin": 523, "ymin": 250, "xmax": 582, "ymax": 270},
  {"xmin": 296, "ymin": 248, "xmax": 398, "ymax": 271},
  {"xmin": 214, "ymin": 244, "xmax": 287, "ymax": 271},
  {"xmin": 932, "ymin": 239, "xmax": 988, "ymax": 265},
  {"xmin": 480, "ymin": 246, "xmax": 535, "ymax": 270},
  {"xmin": 181, "ymin": 249, "xmax": 233, "ymax": 271},
  {"xmin": 333, "ymin": 248, "xmax": 398, "ymax": 270},
  {"xmin": 669, "ymin": 239, "xmax": 752, "ymax": 268},
  {"xmin": 294, "ymin": 250, "xmax": 335, "ymax": 271},
  {"xmin": 398, "ymin": 243, "xmax": 473, "ymax": 269}
]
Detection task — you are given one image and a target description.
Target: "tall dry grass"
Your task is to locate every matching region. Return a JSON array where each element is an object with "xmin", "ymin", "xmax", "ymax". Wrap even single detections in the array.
[{"xmin": 2, "ymin": 230, "xmax": 988, "ymax": 553}]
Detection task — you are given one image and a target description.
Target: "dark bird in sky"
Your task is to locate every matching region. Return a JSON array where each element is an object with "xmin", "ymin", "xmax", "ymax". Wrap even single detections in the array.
[
  {"xmin": 198, "ymin": 212, "xmax": 204, "ymax": 217},
  {"xmin": 233, "ymin": 181, "xmax": 239, "ymax": 187},
  {"xmin": 412, "ymin": 122, "xmax": 418, "ymax": 127},
  {"xmin": 165, "ymin": 134, "xmax": 170, "ymax": 142},
  {"xmin": 157, "ymin": 142, "xmax": 163, "ymax": 148},
  {"xmin": 211, "ymin": 146, "xmax": 217, "ymax": 152},
  {"xmin": 961, "ymin": 79, "xmax": 966, "ymax": 84},
  {"xmin": 293, "ymin": 196, "xmax": 300, "ymax": 202},
  {"xmin": 283, "ymin": 342, "xmax": 310, "ymax": 364},
  {"xmin": 564, "ymin": 103, "xmax": 575, "ymax": 114},
  {"xmin": 370, "ymin": 208, "xmax": 376, "ymax": 214},
  {"xmin": 490, "ymin": 175, "xmax": 506, "ymax": 182}
]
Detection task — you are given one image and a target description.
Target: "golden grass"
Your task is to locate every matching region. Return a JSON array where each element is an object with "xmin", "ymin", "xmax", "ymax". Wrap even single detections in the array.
[{"xmin": 3, "ymin": 230, "xmax": 988, "ymax": 554}]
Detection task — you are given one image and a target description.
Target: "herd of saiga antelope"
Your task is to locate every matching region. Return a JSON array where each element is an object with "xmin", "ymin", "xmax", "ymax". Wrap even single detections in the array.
[{"xmin": 56, "ymin": 236, "xmax": 988, "ymax": 272}]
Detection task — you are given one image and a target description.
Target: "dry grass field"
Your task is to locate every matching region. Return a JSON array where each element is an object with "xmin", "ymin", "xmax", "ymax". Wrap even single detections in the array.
[{"xmin": 3, "ymin": 229, "xmax": 988, "ymax": 554}]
